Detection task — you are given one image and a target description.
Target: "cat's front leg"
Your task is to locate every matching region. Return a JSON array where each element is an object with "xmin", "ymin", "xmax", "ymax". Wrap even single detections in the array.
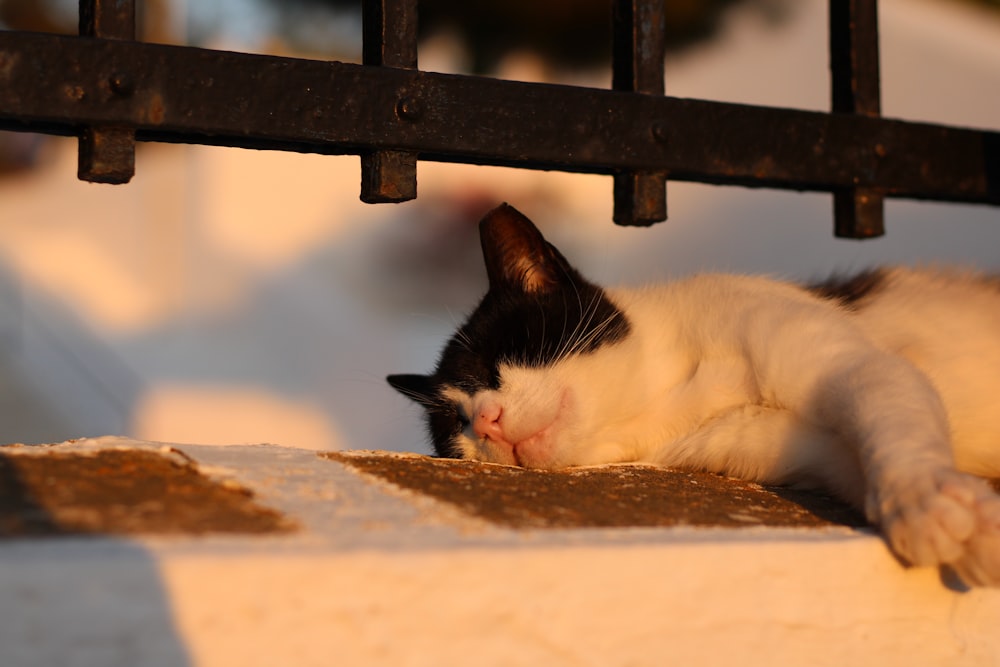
[
  {"xmin": 665, "ymin": 401, "xmax": 1000, "ymax": 585},
  {"xmin": 746, "ymin": 319, "xmax": 1000, "ymax": 585},
  {"xmin": 868, "ymin": 464, "xmax": 1000, "ymax": 586},
  {"xmin": 819, "ymin": 354, "xmax": 1000, "ymax": 586}
]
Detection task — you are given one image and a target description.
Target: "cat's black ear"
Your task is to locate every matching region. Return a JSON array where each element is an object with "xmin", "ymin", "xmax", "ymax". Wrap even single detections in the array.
[
  {"xmin": 478, "ymin": 203, "xmax": 569, "ymax": 294},
  {"xmin": 387, "ymin": 373, "xmax": 438, "ymax": 406}
]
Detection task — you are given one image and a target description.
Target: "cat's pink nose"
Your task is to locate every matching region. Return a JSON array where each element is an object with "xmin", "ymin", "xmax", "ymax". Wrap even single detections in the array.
[{"xmin": 473, "ymin": 402, "xmax": 505, "ymax": 442}]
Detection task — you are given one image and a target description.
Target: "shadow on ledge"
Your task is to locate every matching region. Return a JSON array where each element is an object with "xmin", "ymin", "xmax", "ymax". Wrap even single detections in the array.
[{"xmin": 326, "ymin": 452, "xmax": 871, "ymax": 530}]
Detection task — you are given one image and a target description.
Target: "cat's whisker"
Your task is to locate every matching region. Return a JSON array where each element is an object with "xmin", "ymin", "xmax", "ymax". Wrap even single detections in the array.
[
  {"xmin": 567, "ymin": 312, "xmax": 616, "ymax": 359},
  {"xmin": 454, "ymin": 329, "xmax": 474, "ymax": 353},
  {"xmin": 558, "ymin": 292, "xmax": 608, "ymax": 362},
  {"xmin": 553, "ymin": 287, "xmax": 596, "ymax": 363}
]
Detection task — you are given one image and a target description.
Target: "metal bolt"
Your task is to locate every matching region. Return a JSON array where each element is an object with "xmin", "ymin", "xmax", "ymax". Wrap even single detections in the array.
[
  {"xmin": 396, "ymin": 96, "xmax": 423, "ymax": 122},
  {"xmin": 64, "ymin": 85, "xmax": 86, "ymax": 101},
  {"xmin": 651, "ymin": 121, "xmax": 669, "ymax": 144},
  {"xmin": 109, "ymin": 72, "xmax": 134, "ymax": 96}
]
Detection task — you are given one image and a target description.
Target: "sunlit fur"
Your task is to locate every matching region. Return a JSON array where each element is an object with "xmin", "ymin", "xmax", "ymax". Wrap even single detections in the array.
[{"xmin": 389, "ymin": 205, "xmax": 1000, "ymax": 586}]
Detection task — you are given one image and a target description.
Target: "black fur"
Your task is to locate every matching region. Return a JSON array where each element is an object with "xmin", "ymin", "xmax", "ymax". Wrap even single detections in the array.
[
  {"xmin": 808, "ymin": 269, "xmax": 888, "ymax": 311},
  {"xmin": 414, "ymin": 261, "xmax": 630, "ymax": 457},
  {"xmin": 388, "ymin": 204, "xmax": 631, "ymax": 457}
]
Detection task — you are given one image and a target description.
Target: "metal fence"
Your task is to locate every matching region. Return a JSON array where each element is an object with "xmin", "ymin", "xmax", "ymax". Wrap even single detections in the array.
[{"xmin": 0, "ymin": 0, "xmax": 997, "ymax": 236}]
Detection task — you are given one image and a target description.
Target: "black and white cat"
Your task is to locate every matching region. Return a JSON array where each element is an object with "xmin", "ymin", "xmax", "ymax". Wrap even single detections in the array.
[{"xmin": 388, "ymin": 203, "xmax": 1000, "ymax": 586}]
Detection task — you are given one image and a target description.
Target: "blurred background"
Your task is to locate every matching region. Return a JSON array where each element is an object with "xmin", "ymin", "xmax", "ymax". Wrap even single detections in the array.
[{"xmin": 0, "ymin": 0, "xmax": 997, "ymax": 453}]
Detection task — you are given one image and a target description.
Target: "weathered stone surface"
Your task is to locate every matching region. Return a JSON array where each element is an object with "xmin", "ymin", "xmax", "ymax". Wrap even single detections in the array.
[
  {"xmin": 0, "ymin": 446, "xmax": 292, "ymax": 536},
  {"xmin": 327, "ymin": 451, "xmax": 869, "ymax": 529}
]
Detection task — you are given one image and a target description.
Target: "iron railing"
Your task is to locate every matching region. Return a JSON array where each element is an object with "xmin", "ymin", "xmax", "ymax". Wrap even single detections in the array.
[{"xmin": 0, "ymin": 0, "xmax": 997, "ymax": 235}]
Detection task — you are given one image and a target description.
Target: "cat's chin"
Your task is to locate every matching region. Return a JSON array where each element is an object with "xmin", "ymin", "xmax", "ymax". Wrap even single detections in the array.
[
  {"xmin": 512, "ymin": 432, "xmax": 559, "ymax": 469},
  {"xmin": 466, "ymin": 419, "xmax": 565, "ymax": 469}
]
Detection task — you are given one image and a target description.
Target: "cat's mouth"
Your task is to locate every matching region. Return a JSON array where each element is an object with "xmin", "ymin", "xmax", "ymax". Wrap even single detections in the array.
[{"xmin": 493, "ymin": 389, "xmax": 573, "ymax": 469}]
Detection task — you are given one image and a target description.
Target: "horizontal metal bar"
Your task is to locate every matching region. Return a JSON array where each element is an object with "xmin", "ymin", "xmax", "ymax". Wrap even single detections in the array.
[{"xmin": 1, "ymin": 31, "xmax": 997, "ymax": 205}]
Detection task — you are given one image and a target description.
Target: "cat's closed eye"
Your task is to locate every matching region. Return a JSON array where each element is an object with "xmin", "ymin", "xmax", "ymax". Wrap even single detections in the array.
[{"xmin": 455, "ymin": 406, "xmax": 470, "ymax": 429}]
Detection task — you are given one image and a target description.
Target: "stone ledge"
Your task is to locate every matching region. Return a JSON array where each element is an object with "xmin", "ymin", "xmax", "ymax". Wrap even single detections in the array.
[
  {"xmin": 1, "ymin": 441, "xmax": 866, "ymax": 537},
  {"xmin": 0, "ymin": 438, "xmax": 998, "ymax": 667}
]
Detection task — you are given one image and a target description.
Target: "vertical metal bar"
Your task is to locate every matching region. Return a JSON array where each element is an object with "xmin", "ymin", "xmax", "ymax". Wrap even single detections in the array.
[
  {"xmin": 612, "ymin": 0, "xmax": 667, "ymax": 226},
  {"xmin": 360, "ymin": 0, "xmax": 419, "ymax": 203},
  {"xmin": 830, "ymin": 0, "xmax": 884, "ymax": 238},
  {"xmin": 78, "ymin": 0, "xmax": 136, "ymax": 184}
]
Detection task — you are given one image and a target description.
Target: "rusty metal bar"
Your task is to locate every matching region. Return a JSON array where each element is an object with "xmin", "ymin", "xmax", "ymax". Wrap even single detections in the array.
[
  {"xmin": 0, "ymin": 31, "xmax": 997, "ymax": 207},
  {"xmin": 830, "ymin": 0, "xmax": 884, "ymax": 238},
  {"xmin": 360, "ymin": 0, "xmax": 418, "ymax": 203},
  {"xmin": 612, "ymin": 0, "xmax": 667, "ymax": 226},
  {"xmin": 77, "ymin": 0, "xmax": 136, "ymax": 184}
]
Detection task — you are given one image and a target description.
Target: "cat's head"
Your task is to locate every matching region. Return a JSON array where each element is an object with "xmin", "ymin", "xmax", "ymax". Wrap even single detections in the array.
[{"xmin": 388, "ymin": 204, "xmax": 635, "ymax": 469}]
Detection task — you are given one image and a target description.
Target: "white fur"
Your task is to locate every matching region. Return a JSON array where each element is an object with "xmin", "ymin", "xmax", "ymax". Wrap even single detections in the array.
[{"xmin": 453, "ymin": 268, "xmax": 1000, "ymax": 585}]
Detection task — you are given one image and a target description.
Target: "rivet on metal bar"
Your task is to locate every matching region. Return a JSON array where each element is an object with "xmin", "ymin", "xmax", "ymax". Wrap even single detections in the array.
[
  {"xmin": 612, "ymin": 0, "xmax": 667, "ymax": 227},
  {"xmin": 360, "ymin": 0, "xmax": 419, "ymax": 204},
  {"xmin": 78, "ymin": 0, "xmax": 136, "ymax": 184},
  {"xmin": 830, "ymin": 0, "xmax": 885, "ymax": 239}
]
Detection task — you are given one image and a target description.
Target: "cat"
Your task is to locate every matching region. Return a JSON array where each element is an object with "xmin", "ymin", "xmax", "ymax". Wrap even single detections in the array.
[{"xmin": 388, "ymin": 203, "xmax": 1000, "ymax": 587}]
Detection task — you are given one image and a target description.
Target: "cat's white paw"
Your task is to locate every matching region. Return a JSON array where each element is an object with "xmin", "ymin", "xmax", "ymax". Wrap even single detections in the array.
[{"xmin": 870, "ymin": 469, "xmax": 1000, "ymax": 586}]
